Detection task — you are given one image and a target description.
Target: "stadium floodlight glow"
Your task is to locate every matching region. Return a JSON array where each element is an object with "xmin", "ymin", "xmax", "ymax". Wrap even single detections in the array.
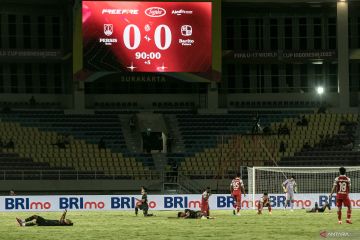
[{"xmin": 316, "ymin": 86, "xmax": 324, "ymax": 95}]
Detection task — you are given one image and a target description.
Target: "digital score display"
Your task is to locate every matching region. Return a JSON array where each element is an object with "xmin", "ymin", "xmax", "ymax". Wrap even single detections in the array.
[{"xmin": 82, "ymin": 1, "xmax": 212, "ymax": 72}]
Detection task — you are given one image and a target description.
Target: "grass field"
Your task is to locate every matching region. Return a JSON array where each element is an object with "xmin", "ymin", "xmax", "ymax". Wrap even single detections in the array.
[{"xmin": 0, "ymin": 210, "xmax": 358, "ymax": 240}]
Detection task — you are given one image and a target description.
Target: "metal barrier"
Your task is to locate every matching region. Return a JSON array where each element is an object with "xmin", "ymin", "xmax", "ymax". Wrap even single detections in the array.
[{"xmin": 0, "ymin": 170, "xmax": 161, "ymax": 181}]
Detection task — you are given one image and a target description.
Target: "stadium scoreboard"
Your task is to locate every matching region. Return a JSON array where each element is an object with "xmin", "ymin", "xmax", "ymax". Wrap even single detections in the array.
[{"xmin": 82, "ymin": 1, "xmax": 212, "ymax": 72}]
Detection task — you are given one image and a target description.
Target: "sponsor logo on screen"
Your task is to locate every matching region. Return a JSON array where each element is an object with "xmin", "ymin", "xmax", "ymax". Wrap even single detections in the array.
[
  {"xmin": 172, "ymin": 9, "xmax": 193, "ymax": 16},
  {"xmin": 104, "ymin": 24, "xmax": 113, "ymax": 36},
  {"xmin": 99, "ymin": 24, "xmax": 117, "ymax": 45},
  {"xmin": 145, "ymin": 7, "xmax": 166, "ymax": 18},
  {"xmin": 144, "ymin": 24, "xmax": 151, "ymax": 32},
  {"xmin": 181, "ymin": 25, "xmax": 192, "ymax": 37},
  {"xmin": 179, "ymin": 39, "xmax": 195, "ymax": 46},
  {"xmin": 102, "ymin": 9, "xmax": 139, "ymax": 15},
  {"xmin": 99, "ymin": 38, "xmax": 117, "ymax": 45}
]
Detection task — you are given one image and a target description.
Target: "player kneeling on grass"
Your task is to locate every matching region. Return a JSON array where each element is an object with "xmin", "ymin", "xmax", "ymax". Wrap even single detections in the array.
[
  {"xmin": 16, "ymin": 209, "xmax": 73, "ymax": 227},
  {"xmin": 329, "ymin": 167, "xmax": 352, "ymax": 224},
  {"xmin": 177, "ymin": 209, "xmax": 215, "ymax": 219},
  {"xmin": 135, "ymin": 186, "xmax": 153, "ymax": 217},
  {"xmin": 257, "ymin": 193, "xmax": 272, "ymax": 215},
  {"xmin": 306, "ymin": 202, "xmax": 331, "ymax": 213}
]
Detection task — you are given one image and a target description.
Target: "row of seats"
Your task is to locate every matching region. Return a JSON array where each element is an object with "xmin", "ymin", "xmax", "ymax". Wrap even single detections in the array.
[
  {"xmin": 0, "ymin": 120, "xmax": 157, "ymax": 179},
  {"xmin": 174, "ymin": 112, "xmax": 357, "ymax": 176},
  {"xmin": 0, "ymin": 111, "xmax": 127, "ymax": 151},
  {"xmin": 229, "ymin": 100, "xmax": 323, "ymax": 108},
  {"xmin": 177, "ymin": 111, "xmax": 314, "ymax": 152}
]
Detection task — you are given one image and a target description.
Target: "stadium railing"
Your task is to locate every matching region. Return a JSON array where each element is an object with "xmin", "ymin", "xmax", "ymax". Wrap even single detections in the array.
[{"xmin": 0, "ymin": 170, "xmax": 160, "ymax": 181}]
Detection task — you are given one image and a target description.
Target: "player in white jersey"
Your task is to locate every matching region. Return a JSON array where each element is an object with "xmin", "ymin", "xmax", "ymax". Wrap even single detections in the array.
[{"xmin": 282, "ymin": 175, "xmax": 297, "ymax": 211}]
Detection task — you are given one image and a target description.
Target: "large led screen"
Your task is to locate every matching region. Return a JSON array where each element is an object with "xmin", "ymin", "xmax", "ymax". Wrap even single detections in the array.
[{"xmin": 82, "ymin": 1, "xmax": 212, "ymax": 72}]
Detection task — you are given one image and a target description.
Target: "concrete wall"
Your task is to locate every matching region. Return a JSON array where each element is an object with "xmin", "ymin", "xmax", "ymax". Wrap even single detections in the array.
[{"xmin": 0, "ymin": 180, "xmax": 163, "ymax": 194}]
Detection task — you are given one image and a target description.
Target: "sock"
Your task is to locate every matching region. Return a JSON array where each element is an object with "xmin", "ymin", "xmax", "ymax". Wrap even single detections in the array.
[
  {"xmin": 290, "ymin": 201, "xmax": 294, "ymax": 209},
  {"xmin": 268, "ymin": 206, "xmax": 272, "ymax": 212},
  {"xmin": 347, "ymin": 209, "xmax": 351, "ymax": 220},
  {"xmin": 135, "ymin": 208, "xmax": 138, "ymax": 215},
  {"xmin": 337, "ymin": 210, "xmax": 342, "ymax": 221}
]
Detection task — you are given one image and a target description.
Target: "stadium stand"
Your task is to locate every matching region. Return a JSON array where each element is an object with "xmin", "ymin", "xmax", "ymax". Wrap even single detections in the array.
[
  {"xmin": 168, "ymin": 112, "xmax": 358, "ymax": 178},
  {"xmin": 0, "ymin": 112, "xmax": 157, "ymax": 180},
  {"xmin": 280, "ymin": 114, "xmax": 359, "ymax": 166}
]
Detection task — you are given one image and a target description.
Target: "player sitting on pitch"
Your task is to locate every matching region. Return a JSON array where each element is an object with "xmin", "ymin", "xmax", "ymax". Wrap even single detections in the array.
[
  {"xmin": 257, "ymin": 193, "xmax": 272, "ymax": 214},
  {"xmin": 16, "ymin": 209, "xmax": 73, "ymax": 226},
  {"xmin": 135, "ymin": 186, "xmax": 153, "ymax": 217},
  {"xmin": 306, "ymin": 202, "xmax": 331, "ymax": 213},
  {"xmin": 177, "ymin": 209, "xmax": 215, "ymax": 219}
]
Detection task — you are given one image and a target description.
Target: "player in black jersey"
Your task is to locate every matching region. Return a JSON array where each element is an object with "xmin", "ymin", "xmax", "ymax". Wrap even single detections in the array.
[
  {"xmin": 135, "ymin": 186, "xmax": 153, "ymax": 217},
  {"xmin": 16, "ymin": 209, "xmax": 73, "ymax": 226},
  {"xmin": 177, "ymin": 209, "xmax": 215, "ymax": 219},
  {"xmin": 177, "ymin": 209, "xmax": 203, "ymax": 219},
  {"xmin": 306, "ymin": 202, "xmax": 331, "ymax": 213}
]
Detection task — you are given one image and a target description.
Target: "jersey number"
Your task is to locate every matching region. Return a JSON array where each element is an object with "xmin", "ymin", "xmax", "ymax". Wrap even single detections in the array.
[
  {"xmin": 339, "ymin": 182, "xmax": 347, "ymax": 192},
  {"xmin": 233, "ymin": 182, "xmax": 240, "ymax": 189}
]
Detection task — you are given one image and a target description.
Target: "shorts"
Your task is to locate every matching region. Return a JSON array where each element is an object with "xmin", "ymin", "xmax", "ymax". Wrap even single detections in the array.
[
  {"xmin": 201, "ymin": 202, "xmax": 209, "ymax": 213},
  {"xmin": 232, "ymin": 192, "xmax": 242, "ymax": 203},
  {"xmin": 286, "ymin": 192, "xmax": 294, "ymax": 201},
  {"xmin": 35, "ymin": 216, "xmax": 46, "ymax": 225},
  {"xmin": 336, "ymin": 197, "xmax": 351, "ymax": 208},
  {"xmin": 137, "ymin": 202, "xmax": 148, "ymax": 211},
  {"xmin": 258, "ymin": 202, "xmax": 270, "ymax": 209}
]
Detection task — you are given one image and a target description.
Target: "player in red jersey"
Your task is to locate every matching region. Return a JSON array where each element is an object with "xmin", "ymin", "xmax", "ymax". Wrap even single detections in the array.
[
  {"xmin": 257, "ymin": 193, "xmax": 272, "ymax": 215},
  {"xmin": 201, "ymin": 187, "xmax": 211, "ymax": 218},
  {"xmin": 230, "ymin": 173, "xmax": 246, "ymax": 216},
  {"xmin": 329, "ymin": 167, "xmax": 352, "ymax": 224}
]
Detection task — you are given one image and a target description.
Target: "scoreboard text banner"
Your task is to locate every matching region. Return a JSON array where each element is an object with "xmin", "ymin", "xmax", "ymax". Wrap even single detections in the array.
[
  {"xmin": 82, "ymin": 1, "xmax": 212, "ymax": 72},
  {"xmin": 1, "ymin": 194, "xmax": 360, "ymax": 212}
]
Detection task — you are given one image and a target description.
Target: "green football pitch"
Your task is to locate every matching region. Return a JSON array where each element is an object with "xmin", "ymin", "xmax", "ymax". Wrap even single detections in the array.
[{"xmin": 1, "ymin": 210, "xmax": 358, "ymax": 240}]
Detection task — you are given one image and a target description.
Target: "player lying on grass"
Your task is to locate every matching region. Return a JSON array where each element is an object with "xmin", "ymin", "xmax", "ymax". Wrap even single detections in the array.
[
  {"xmin": 230, "ymin": 173, "xmax": 246, "ymax": 216},
  {"xmin": 16, "ymin": 209, "xmax": 73, "ymax": 226},
  {"xmin": 135, "ymin": 186, "xmax": 153, "ymax": 217},
  {"xmin": 257, "ymin": 193, "xmax": 272, "ymax": 214},
  {"xmin": 306, "ymin": 202, "xmax": 331, "ymax": 213},
  {"xmin": 329, "ymin": 167, "xmax": 352, "ymax": 224},
  {"xmin": 282, "ymin": 175, "xmax": 297, "ymax": 211},
  {"xmin": 177, "ymin": 209, "xmax": 215, "ymax": 219}
]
